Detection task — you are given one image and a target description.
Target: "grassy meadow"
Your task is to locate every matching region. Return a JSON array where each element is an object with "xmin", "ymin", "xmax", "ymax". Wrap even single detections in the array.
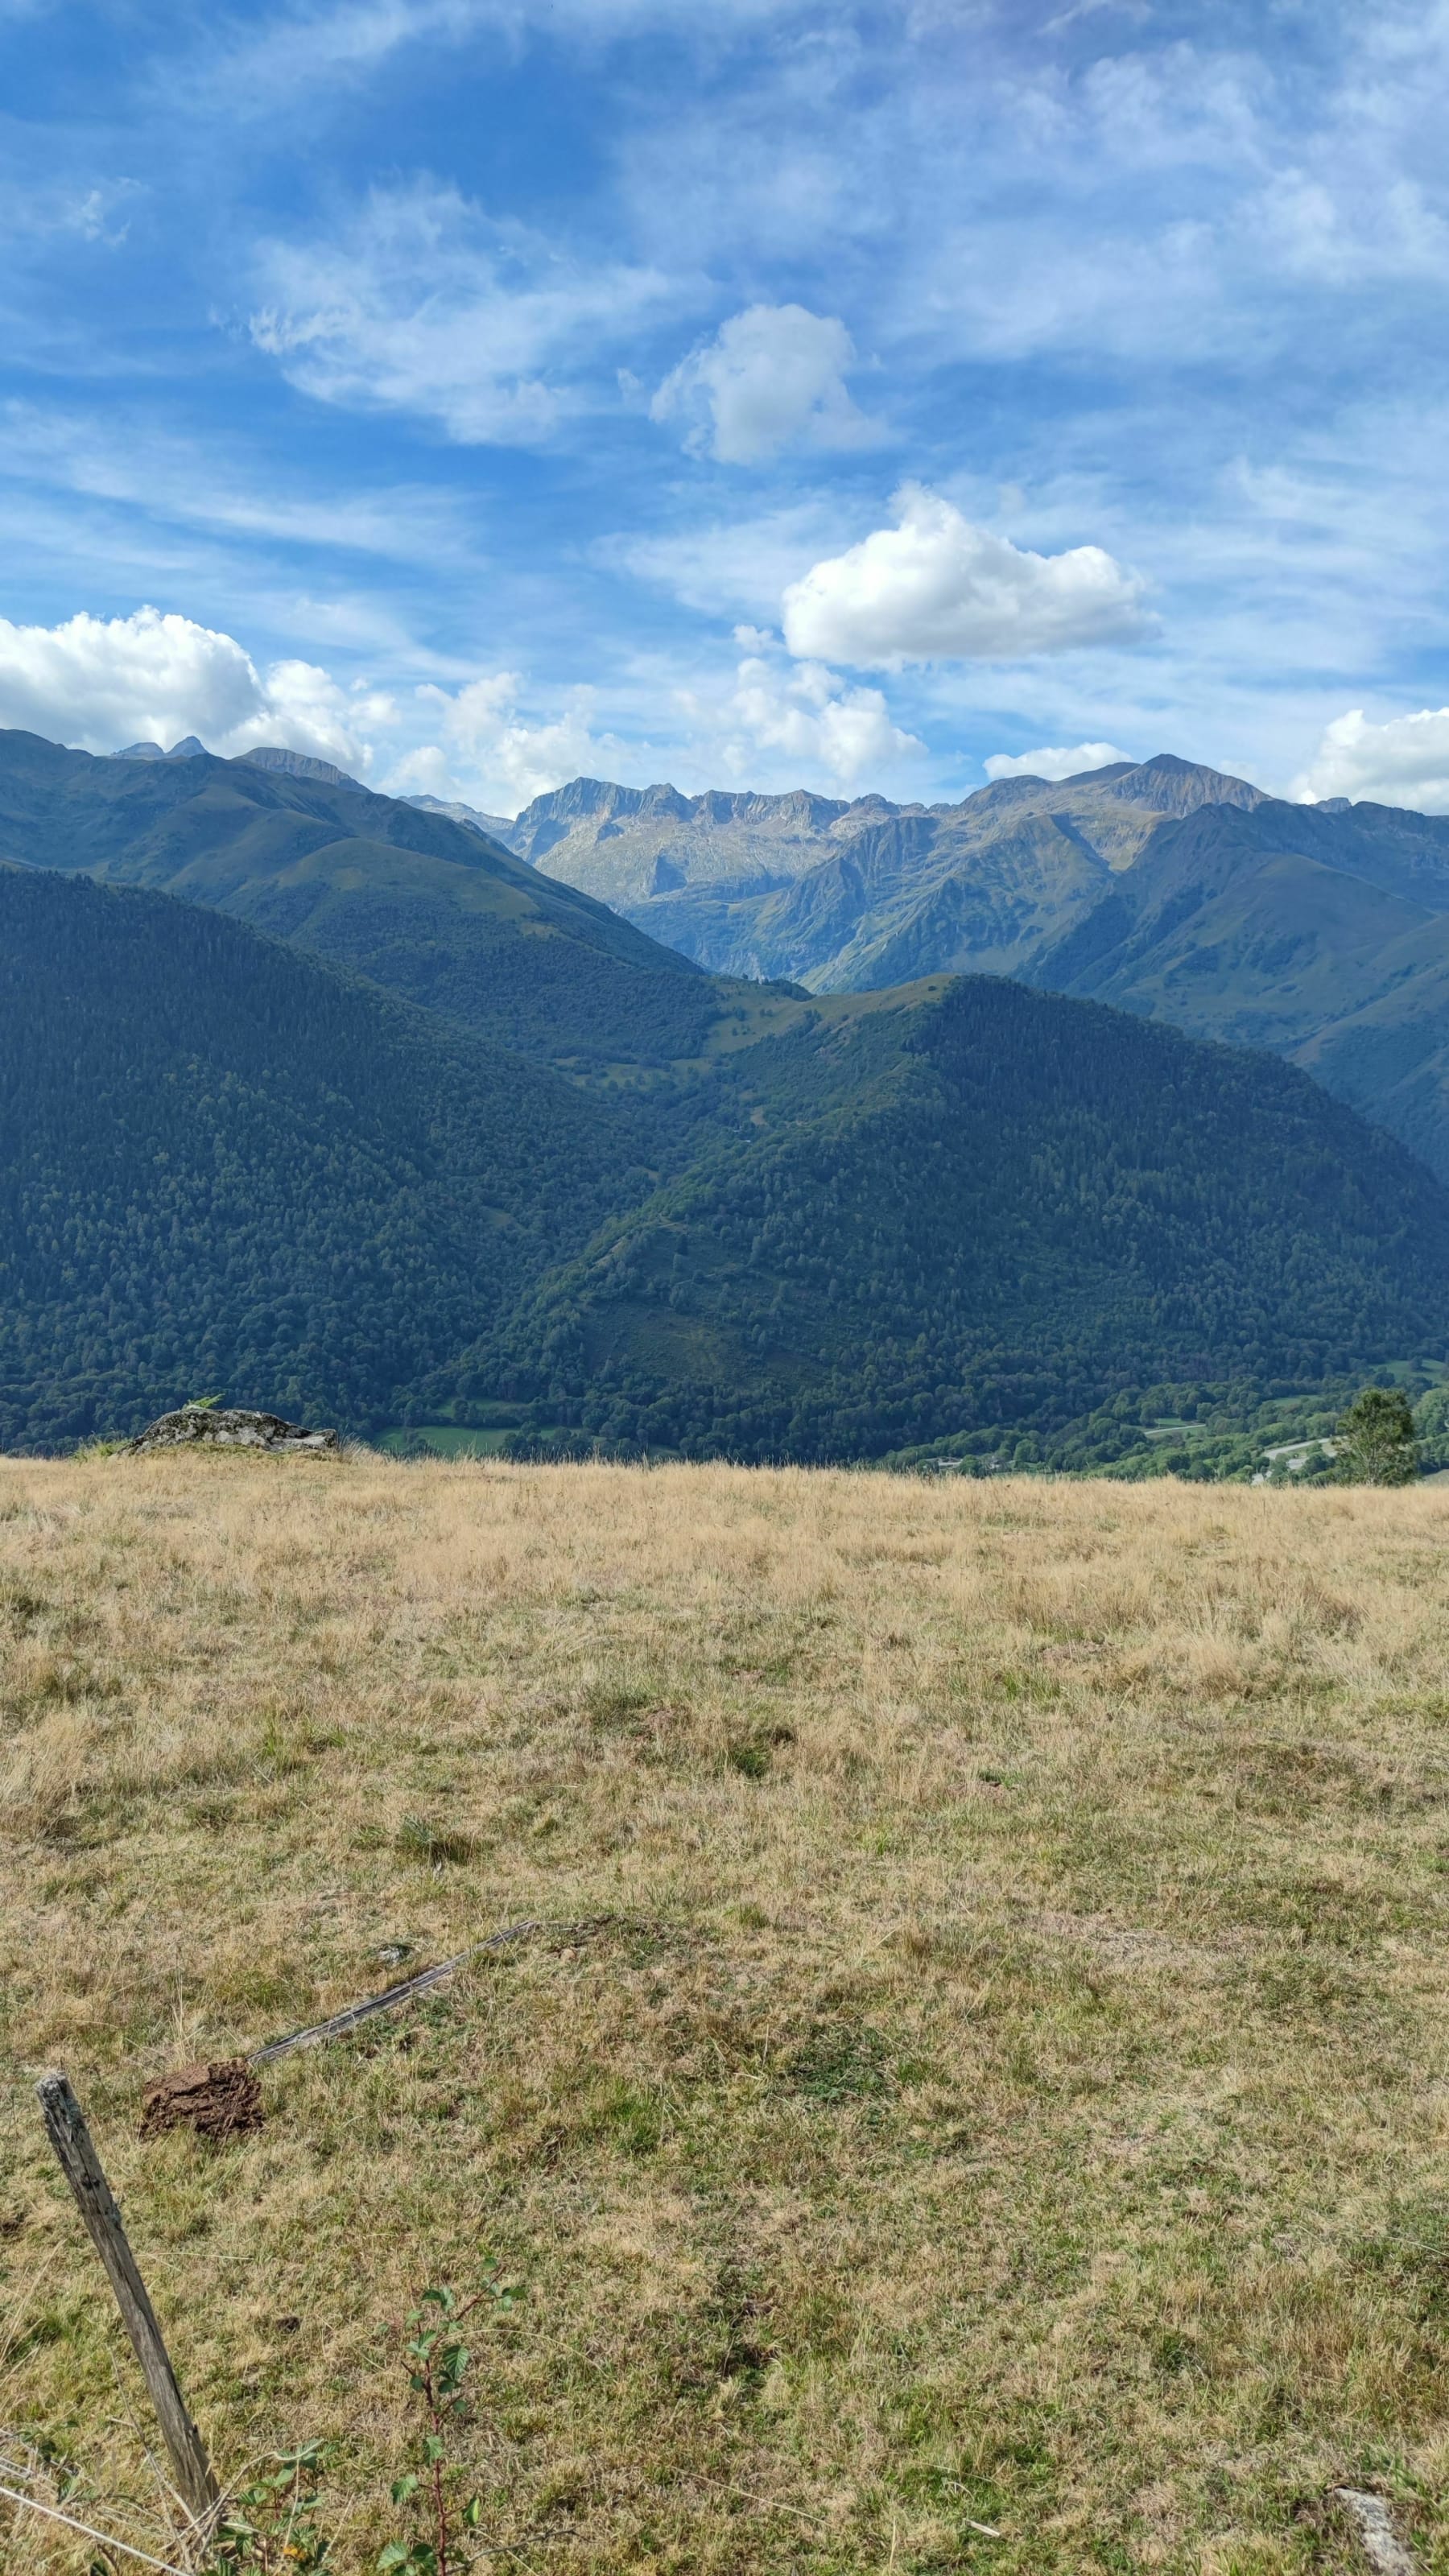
[{"xmin": 4, "ymin": 1455, "xmax": 1449, "ymax": 2574}]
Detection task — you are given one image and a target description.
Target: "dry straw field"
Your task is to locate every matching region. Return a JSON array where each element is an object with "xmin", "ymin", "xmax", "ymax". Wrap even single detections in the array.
[{"xmin": 4, "ymin": 1454, "xmax": 1449, "ymax": 2575}]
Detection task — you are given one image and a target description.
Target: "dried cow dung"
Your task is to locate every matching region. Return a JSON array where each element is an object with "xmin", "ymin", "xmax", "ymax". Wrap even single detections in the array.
[{"xmin": 140, "ymin": 2059, "xmax": 265, "ymax": 2142}]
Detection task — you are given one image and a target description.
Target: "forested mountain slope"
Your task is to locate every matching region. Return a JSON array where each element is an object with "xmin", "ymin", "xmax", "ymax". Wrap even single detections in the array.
[
  {"xmin": 6, "ymin": 864, "xmax": 1447, "ymax": 1458},
  {"xmin": 504, "ymin": 753, "xmax": 1449, "ymax": 1180},
  {"xmin": 1026, "ymin": 797, "xmax": 1449, "ymax": 1181},
  {"xmin": 27, "ymin": 724, "xmax": 1449, "ymax": 1183},
  {"xmin": 0, "ymin": 868, "xmax": 650, "ymax": 1449},
  {"xmin": 0, "ymin": 728, "xmax": 722, "ymax": 1068},
  {"xmin": 492, "ymin": 977, "xmax": 1449, "ymax": 1459},
  {"xmin": 23, "ymin": 727, "xmax": 1449, "ymax": 1175}
]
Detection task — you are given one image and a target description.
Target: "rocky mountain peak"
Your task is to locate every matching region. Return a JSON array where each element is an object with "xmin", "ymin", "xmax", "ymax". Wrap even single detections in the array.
[
  {"xmin": 109, "ymin": 734, "xmax": 209, "ymax": 762},
  {"xmin": 239, "ymin": 745, "xmax": 361, "ymax": 790},
  {"xmin": 1108, "ymin": 753, "xmax": 1265, "ymax": 815}
]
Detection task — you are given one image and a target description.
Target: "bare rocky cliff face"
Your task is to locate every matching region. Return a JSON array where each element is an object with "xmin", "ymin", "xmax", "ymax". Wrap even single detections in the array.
[{"xmin": 503, "ymin": 754, "xmax": 1270, "ymax": 987}]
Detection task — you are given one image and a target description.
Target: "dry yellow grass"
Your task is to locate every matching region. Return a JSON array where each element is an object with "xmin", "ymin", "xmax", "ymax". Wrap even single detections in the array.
[{"xmin": 3, "ymin": 1455, "xmax": 1449, "ymax": 2576}]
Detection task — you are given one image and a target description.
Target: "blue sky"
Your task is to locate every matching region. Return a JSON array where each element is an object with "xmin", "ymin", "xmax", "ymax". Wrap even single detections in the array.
[{"xmin": 5, "ymin": 0, "xmax": 1449, "ymax": 813}]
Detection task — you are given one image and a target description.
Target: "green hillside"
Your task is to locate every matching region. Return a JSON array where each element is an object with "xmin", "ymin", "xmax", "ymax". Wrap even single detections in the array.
[
  {"xmin": 1030, "ymin": 799, "xmax": 1449, "ymax": 1182},
  {"xmin": 19, "ymin": 728, "xmax": 1449, "ymax": 1187},
  {"xmin": 6, "ymin": 865, "xmax": 1449, "ymax": 1461},
  {"xmin": 0, "ymin": 868, "xmax": 648, "ymax": 1451},
  {"xmin": 1293, "ymin": 920, "xmax": 1449, "ymax": 1175},
  {"xmin": 0, "ymin": 728, "xmax": 721, "ymax": 1069},
  {"xmin": 474, "ymin": 978, "xmax": 1449, "ymax": 1460},
  {"xmin": 502, "ymin": 755, "xmax": 1449, "ymax": 1182}
]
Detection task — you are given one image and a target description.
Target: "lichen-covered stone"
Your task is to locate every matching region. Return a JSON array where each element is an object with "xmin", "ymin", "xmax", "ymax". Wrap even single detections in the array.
[{"xmin": 128, "ymin": 1406, "xmax": 339, "ymax": 1454}]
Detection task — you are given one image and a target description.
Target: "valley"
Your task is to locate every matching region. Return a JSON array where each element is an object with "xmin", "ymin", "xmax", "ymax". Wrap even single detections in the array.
[
  {"xmin": 6, "ymin": 10, "xmax": 1446, "ymax": 2574},
  {"xmin": 500, "ymin": 754, "xmax": 1449, "ymax": 1187},
  {"xmin": 8, "ymin": 724, "xmax": 1449, "ymax": 1464},
  {"xmin": 6, "ymin": 856, "xmax": 1449, "ymax": 1459},
  {"xmin": 8, "ymin": 726, "xmax": 1443, "ymax": 1473}
]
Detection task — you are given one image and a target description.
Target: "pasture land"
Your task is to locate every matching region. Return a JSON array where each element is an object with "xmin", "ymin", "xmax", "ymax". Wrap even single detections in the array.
[{"xmin": 4, "ymin": 1458, "xmax": 1449, "ymax": 2573}]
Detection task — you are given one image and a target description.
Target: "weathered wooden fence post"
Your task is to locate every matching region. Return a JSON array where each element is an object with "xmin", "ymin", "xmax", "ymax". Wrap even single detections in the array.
[{"xmin": 35, "ymin": 2070, "xmax": 220, "ymax": 2526}]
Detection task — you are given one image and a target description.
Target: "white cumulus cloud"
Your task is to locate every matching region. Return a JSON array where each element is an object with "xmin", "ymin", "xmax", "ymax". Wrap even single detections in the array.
[
  {"xmin": 0, "ymin": 606, "xmax": 386, "ymax": 769},
  {"xmin": 389, "ymin": 650, "xmax": 921, "ymax": 808},
  {"xmin": 1293, "ymin": 706, "xmax": 1449, "ymax": 811},
  {"xmin": 393, "ymin": 671, "xmax": 616, "ymax": 811},
  {"xmin": 984, "ymin": 739, "xmax": 1129, "ymax": 782},
  {"xmin": 681, "ymin": 653, "xmax": 923, "ymax": 786},
  {"xmin": 782, "ymin": 485, "xmax": 1150, "ymax": 667},
  {"xmin": 650, "ymin": 303, "xmax": 877, "ymax": 464}
]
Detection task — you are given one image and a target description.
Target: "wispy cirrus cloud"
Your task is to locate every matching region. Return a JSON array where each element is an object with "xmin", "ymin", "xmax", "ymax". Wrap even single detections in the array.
[
  {"xmin": 249, "ymin": 180, "xmax": 674, "ymax": 443},
  {"xmin": 596, "ymin": 500, "xmax": 846, "ymax": 620},
  {"xmin": 12, "ymin": 0, "xmax": 1449, "ymax": 814},
  {"xmin": 0, "ymin": 173, "xmax": 140, "ymax": 246},
  {"xmin": 0, "ymin": 402, "xmax": 478, "ymax": 565},
  {"xmin": 170, "ymin": 0, "xmax": 804, "ymax": 120}
]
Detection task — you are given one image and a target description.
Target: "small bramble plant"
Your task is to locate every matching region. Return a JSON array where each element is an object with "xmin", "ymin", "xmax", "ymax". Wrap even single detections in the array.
[
  {"xmin": 210, "ymin": 2442, "xmax": 331, "ymax": 2573},
  {"xmin": 378, "ymin": 2273, "xmax": 521, "ymax": 2576}
]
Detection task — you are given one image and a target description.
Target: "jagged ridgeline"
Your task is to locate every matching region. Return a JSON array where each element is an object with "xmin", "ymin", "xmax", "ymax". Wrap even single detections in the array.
[
  {"xmin": 497, "ymin": 758, "xmax": 1449, "ymax": 1186},
  {"xmin": 22, "ymin": 726, "xmax": 1449, "ymax": 1195},
  {"xmin": 3, "ymin": 865, "xmax": 1448, "ymax": 1456}
]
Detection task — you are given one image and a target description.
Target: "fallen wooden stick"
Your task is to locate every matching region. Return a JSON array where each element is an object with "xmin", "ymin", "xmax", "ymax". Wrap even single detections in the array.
[
  {"xmin": 250, "ymin": 1917, "xmax": 552, "ymax": 2062},
  {"xmin": 1332, "ymin": 2489, "xmax": 1418, "ymax": 2575}
]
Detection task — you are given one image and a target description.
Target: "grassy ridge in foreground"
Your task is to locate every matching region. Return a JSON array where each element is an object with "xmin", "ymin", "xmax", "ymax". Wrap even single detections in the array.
[{"xmin": 4, "ymin": 1458, "xmax": 1449, "ymax": 2574}]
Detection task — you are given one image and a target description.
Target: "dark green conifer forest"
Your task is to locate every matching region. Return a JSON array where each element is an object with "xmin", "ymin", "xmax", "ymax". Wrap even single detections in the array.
[
  {"xmin": 0, "ymin": 871, "xmax": 646, "ymax": 1447},
  {"xmin": 3, "ymin": 863, "xmax": 1447, "ymax": 1462}
]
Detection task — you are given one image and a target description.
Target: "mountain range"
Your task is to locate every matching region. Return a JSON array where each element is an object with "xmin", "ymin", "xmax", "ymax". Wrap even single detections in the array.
[
  {"xmin": 490, "ymin": 755, "xmax": 1265, "ymax": 984},
  {"xmin": 496, "ymin": 756, "xmax": 1449, "ymax": 1185},
  {"xmin": 5, "ymin": 861, "xmax": 1447, "ymax": 1462},
  {"xmin": 6, "ymin": 720, "xmax": 1449, "ymax": 1463},
  {"xmin": 3, "ymin": 725, "xmax": 731, "ymax": 1070}
]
